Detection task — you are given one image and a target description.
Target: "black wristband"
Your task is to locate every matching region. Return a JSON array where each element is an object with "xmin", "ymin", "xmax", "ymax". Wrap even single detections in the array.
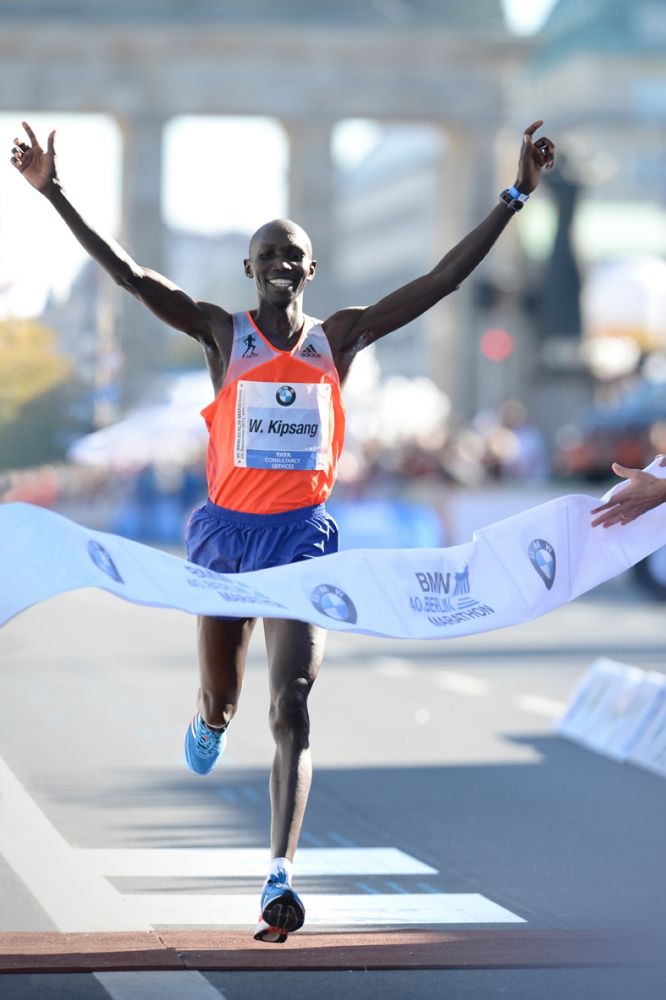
[{"xmin": 499, "ymin": 188, "xmax": 527, "ymax": 213}]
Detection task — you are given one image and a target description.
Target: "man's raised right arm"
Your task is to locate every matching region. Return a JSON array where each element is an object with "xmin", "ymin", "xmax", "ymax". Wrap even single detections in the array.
[{"xmin": 10, "ymin": 121, "xmax": 218, "ymax": 342}]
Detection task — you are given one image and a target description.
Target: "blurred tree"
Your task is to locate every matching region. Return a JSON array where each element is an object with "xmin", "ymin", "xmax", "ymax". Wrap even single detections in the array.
[
  {"xmin": 0, "ymin": 319, "xmax": 71, "ymax": 424},
  {"xmin": 0, "ymin": 318, "xmax": 80, "ymax": 470},
  {"xmin": 0, "ymin": 379, "xmax": 91, "ymax": 470}
]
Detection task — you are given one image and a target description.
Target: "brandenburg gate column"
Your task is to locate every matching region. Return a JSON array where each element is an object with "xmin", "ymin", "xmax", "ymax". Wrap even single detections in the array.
[
  {"xmin": 115, "ymin": 110, "xmax": 169, "ymax": 407},
  {"xmin": 283, "ymin": 117, "xmax": 338, "ymax": 319},
  {"xmin": 425, "ymin": 124, "xmax": 498, "ymax": 422}
]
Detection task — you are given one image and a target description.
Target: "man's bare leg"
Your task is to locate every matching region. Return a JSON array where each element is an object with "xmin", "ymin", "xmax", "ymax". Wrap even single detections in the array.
[
  {"xmin": 185, "ymin": 615, "xmax": 256, "ymax": 775},
  {"xmin": 254, "ymin": 617, "xmax": 326, "ymax": 941},
  {"xmin": 264, "ymin": 617, "xmax": 327, "ymax": 859},
  {"xmin": 196, "ymin": 614, "xmax": 257, "ymax": 728}
]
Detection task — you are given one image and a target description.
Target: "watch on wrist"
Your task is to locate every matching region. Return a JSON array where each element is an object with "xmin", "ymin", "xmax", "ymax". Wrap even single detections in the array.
[{"xmin": 499, "ymin": 187, "xmax": 529, "ymax": 212}]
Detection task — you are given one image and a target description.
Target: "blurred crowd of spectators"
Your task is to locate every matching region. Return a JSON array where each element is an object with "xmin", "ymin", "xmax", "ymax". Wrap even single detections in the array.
[
  {"xmin": 0, "ymin": 459, "xmax": 206, "ymax": 541},
  {"xmin": 0, "ymin": 395, "xmax": 552, "ymax": 546},
  {"xmin": 337, "ymin": 398, "xmax": 548, "ymax": 499}
]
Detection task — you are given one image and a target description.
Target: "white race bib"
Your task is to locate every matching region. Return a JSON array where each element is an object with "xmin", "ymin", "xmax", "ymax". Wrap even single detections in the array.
[{"xmin": 234, "ymin": 380, "xmax": 331, "ymax": 471}]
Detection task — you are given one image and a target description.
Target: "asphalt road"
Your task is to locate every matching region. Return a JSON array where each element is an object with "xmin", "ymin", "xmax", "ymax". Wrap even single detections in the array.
[{"xmin": 0, "ymin": 568, "xmax": 665, "ymax": 998}]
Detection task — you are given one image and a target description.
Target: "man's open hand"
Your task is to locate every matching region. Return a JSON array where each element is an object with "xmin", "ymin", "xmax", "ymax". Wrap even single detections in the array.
[{"xmin": 10, "ymin": 121, "xmax": 57, "ymax": 192}]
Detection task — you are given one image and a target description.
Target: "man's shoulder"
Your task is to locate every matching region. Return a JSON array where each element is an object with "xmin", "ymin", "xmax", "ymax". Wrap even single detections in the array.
[
  {"xmin": 197, "ymin": 300, "xmax": 233, "ymax": 323},
  {"xmin": 192, "ymin": 301, "xmax": 234, "ymax": 352},
  {"xmin": 322, "ymin": 305, "xmax": 367, "ymax": 337},
  {"xmin": 322, "ymin": 306, "xmax": 370, "ymax": 355}
]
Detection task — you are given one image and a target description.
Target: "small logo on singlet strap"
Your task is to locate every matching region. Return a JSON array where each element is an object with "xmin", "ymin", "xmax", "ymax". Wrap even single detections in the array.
[
  {"xmin": 242, "ymin": 333, "xmax": 258, "ymax": 358},
  {"xmin": 300, "ymin": 343, "xmax": 321, "ymax": 358}
]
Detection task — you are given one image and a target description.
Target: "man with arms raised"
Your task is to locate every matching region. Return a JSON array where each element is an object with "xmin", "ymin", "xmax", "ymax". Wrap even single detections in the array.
[{"xmin": 10, "ymin": 119, "xmax": 554, "ymax": 941}]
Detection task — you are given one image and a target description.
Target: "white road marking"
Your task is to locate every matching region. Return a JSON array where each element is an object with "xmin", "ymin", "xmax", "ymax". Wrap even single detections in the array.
[
  {"xmin": 0, "ymin": 757, "xmax": 526, "ymax": 934},
  {"xmin": 434, "ymin": 671, "xmax": 490, "ymax": 697},
  {"xmin": 514, "ymin": 694, "xmax": 567, "ymax": 719},
  {"xmin": 375, "ymin": 661, "xmax": 566, "ymax": 724},
  {"xmin": 126, "ymin": 892, "xmax": 525, "ymax": 926},
  {"xmin": 374, "ymin": 657, "xmax": 415, "ymax": 678},
  {"xmin": 76, "ymin": 846, "xmax": 437, "ymax": 878},
  {"xmin": 0, "ymin": 755, "xmax": 150, "ymax": 931},
  {"xmin": 95, "ymin": 971, "xmax": 225, "ymax": 1000}
]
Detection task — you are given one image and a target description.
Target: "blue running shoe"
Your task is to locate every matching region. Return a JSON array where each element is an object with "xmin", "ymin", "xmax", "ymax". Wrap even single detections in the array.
[
  {"xmin": 253, "ymin": 872, "xmax": 305, "ymax": 943},
  {"xmin": 184, "ymin": 713, "xmax": 226, "ymax": 776}
]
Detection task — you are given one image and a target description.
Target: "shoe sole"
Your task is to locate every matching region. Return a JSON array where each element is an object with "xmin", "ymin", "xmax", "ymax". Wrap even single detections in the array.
[
  {"xmin": 253, "ymin": 888, "xmax": 305, "ymax": 944},
  {"xmin": 253, "ymin": 919, "xmax": 289, "ymax": 944}
]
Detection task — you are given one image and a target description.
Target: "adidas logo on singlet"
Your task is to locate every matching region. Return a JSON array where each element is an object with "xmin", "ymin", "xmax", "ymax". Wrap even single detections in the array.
[{"xmin": 300, "ymin": 343, "xmax": 321, "ymax": 358}]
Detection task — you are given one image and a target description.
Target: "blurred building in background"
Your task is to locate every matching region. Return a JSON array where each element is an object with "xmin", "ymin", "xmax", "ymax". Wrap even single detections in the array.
[
  {"xmin": 518, "ymin": 0, "xmax": 666, "ymax": 472},
  {"xmin": 1, "ymin": 0, "xmax": 666, "ymax": 537},
  {"xmin": 0, "ymin": 0, "xmax": 522, "ymax": 416},
  {"xmin": 334, "ymin": 124, "xmax": 446, "ymax": 380}
]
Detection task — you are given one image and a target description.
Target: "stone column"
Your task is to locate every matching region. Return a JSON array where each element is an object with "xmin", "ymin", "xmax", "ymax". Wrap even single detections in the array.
[
  {"xmin": 115, "ymin": 111, "xmax": 169, "ymax": 408},
  {"xmin": 283, "ymin": 118, "xmax": 337, "ymax": 319}
]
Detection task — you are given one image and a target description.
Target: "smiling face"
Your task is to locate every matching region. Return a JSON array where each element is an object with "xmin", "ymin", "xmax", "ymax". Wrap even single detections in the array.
[{"xmin": 244, "ymin": 219, "xmax": 316, "ymax": 305}]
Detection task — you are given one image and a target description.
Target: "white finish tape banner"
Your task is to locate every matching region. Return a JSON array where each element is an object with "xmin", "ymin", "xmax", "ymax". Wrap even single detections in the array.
[{"xmin": 1, "ymin": 471, "xmax": 666, "ymax": 640}]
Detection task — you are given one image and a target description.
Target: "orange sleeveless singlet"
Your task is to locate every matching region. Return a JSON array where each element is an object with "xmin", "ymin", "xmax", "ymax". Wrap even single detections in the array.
[{"xmin": 201, "ymin": 312, "xmax": 346, "ymax": 515}]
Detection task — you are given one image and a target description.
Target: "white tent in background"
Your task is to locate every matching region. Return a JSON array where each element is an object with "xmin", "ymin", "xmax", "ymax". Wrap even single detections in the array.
[{"xmin": 67, "ymin": 372, "xmax": 211, "ymax": 469}]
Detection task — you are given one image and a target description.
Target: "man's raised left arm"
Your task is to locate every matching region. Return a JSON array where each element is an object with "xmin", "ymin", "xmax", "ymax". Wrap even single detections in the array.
[{"xmin": 325, "ymin": 120, "xmax": 554, "ymax": 356}]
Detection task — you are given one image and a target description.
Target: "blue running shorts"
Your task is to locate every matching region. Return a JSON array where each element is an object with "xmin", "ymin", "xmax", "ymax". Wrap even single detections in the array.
[{"xmin": 185, "ymin": 499, "xmax": 339, "ymax": 576}]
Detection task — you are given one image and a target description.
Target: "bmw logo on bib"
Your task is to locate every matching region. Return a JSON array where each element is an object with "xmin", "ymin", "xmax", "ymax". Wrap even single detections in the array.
[
  {"xmin": 276, "ymin": 385, "xmax": 296, "ymax": 407},
  {"xmin": 311, "ymin": 584, "xmax": 358, "ymax": 624},
  {"xmin": 528, "ymin": 538, "xmax": 556, "ymax": 590}
]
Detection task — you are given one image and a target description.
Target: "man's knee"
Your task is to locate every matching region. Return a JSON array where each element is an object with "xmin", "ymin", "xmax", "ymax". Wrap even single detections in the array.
[{"xmin": 269, "ymin": 682, "xmax": 312, "ymax": 744}]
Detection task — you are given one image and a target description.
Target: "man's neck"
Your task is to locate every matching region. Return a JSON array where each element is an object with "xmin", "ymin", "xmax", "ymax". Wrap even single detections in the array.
[{"xmin": 252, "ymin": 301, "xmax": 305, "ymax": 348}]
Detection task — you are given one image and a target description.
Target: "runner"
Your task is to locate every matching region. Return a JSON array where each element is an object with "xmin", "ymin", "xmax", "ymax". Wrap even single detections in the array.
[{"xmin": 10, "ymin": 118, "xmax": 554, "ymax": 942}]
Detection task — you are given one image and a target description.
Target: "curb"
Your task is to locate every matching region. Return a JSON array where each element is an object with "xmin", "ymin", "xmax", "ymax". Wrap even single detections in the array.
[{"xmin": 1, "ymin": 929, "xmax": 664, "ymax": 974}]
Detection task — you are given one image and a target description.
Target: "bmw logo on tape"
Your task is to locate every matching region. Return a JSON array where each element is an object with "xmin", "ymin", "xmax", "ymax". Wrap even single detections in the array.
[
  {"xmin": 311, "ymin": 584, "xmax": 358, "ymax": 624},
  {"xmin": 528, "ymin": 538, "xmax": 556, "ymax": 590}
]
